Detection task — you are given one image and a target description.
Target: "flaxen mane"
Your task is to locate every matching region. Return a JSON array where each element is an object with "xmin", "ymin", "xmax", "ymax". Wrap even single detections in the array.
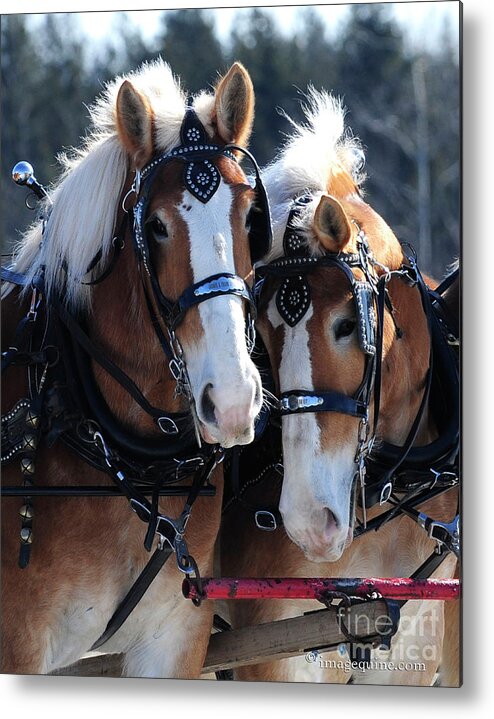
[{"xmin": 4, "ymin": 59, "xmax": 218, "ymax": 310}]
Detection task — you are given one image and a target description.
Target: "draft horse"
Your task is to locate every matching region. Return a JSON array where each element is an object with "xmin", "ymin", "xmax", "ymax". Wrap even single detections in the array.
[
  {"xmin": 1, "ymin": 60, "xmax": 271, "ymax": 677},
  {"xmin": 222, "ymin": 90, "xmax": 459, "ymax": 685}
]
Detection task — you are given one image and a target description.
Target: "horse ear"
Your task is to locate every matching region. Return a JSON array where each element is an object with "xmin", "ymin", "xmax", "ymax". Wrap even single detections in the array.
[
  {"xmin": 116, "ymin": 80, "xmax": 154, "ymax": 168},
  {"xmin": 213, "ymin": 62, "xmax": 254, "ymax": 146},
  {"xmin": 314, "ymin": 195, "xmax": 352, "ymax": 252}
]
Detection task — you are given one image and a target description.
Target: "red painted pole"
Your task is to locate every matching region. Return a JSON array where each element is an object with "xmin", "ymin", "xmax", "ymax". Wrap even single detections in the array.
[{"xmin": 182, "ymin": 577, "xmax": 460, "ymax": 602}]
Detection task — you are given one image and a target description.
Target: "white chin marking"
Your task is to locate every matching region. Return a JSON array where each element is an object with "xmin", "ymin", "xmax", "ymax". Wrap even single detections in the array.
[{"xmin": 280, "ymin": 447, "xmax": 357, "ymax": 561}]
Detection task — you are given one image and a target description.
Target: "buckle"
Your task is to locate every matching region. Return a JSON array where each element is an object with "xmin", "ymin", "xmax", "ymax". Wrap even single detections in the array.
[
  {"xmin": 155, "ymin": 513, "xmax": 195, "ymax": 574},
  {"xmin": 193, "ymin": 276, "xmax": 244, "ymax": 297},
  {"xmin": 157, "ymin": 416, "xmax": 179, "ymax": 435},
  {"xmin": 379, "ymin": 481, "xmax": 393, "ymax": 505},
  {"xmin": 428, "ymin": 515, "xmax": 460, "ymax": 557},
  {"xmin": 429, "ymin": 468, "xmax": 458, "ymax": 489},
  {"xmin": 168, "ymin": 357, "xmax": 183, "ymax": 382},
  {"xmin": 255, "ymin": 510, "xmax": 278, "ymax": 531},
  {"xmin": 174, "ymin": 456, "xmax": 205, "ymax": 481},
  {"xmin": 280, "ymin": 394, "xmax": 324, "ymax": 412}
]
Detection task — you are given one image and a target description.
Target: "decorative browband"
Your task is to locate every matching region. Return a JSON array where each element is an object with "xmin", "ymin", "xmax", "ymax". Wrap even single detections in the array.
[{"xmin": 276, "ymin": 194, "xmax": 313, "ymax": 327}]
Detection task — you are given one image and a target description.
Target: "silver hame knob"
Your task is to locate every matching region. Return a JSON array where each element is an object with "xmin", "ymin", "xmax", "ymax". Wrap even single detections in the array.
[{"xmin": 12, "ymin": 161, "xmax": 35, "ymax": 186}]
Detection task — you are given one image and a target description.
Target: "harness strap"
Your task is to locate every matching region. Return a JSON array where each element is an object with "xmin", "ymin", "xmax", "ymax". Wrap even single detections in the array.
[
  {"xmin": 90, "ymin": 449, "xmax": 219, "ymax": 650},
  {"xmin": 53, "ymin": 297, "xmax": 182, "ymax": 427},
  {"xmin": 434, "ymin": 267, "xmax": 459, "ymax": 296},
  {"xmin": 393, "ymin": 549, "xmax": 453, "ymax": 609},
  {"xmin": 138, "ymin": 266, "xmax": 175, "ymax": 361},
  {"xmin": 227, "ymin": 444, "xmax": 283, "ymax": 531},
  {"xmin": 371, "ymin": 276, "xmax": 387, "ymax": 437},
  {"xmin": 170, "ymin": 273, "xmax": 254, "ymax": 330},
  {"xmin": 57, "ymin": 314, "xmax": 196, "ymax": 461},
  {"xmin": 429, "ymin": 268, "xmax": 460, "ymax": 341},
  {"xmin": 81, "ymin": 236, "xmax": 125, "ymax": 286},
  {"xmin": 2, "ymin": 277, "xmax": 44, "ymax": 374},
  {"xmin": 364, "ymin": 261, "xmax": 435, "ymax": 507},
  {"xmin": 90, "ymin": 544, "xmax": 173, "ymax": 651},
  {"xmin": 2, "ymin": 316, "xmax": 35, "ymax": 373},
  {"xmin": 354, "ymin": 481, "xmax": 457, "ymax": 538},
  {"xmin": 1, "ymin": 267, "xmax": 29, "ymax": 286}
]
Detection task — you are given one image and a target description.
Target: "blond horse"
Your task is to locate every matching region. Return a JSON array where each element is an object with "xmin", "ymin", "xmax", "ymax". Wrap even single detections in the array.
[
  {"xmin": 221, "ymin": 90, "xmax": 459, "ymax": 685},
  {"xmin": 2, "ymin": 60, "xmax": 265, "ymax": 677}
]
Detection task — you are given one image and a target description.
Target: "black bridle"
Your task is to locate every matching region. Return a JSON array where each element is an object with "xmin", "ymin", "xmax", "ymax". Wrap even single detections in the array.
[
  {"xmin": 1, "ymin": 107, "xmax": 272, "ymax": 645},
  {"xmin": 124, "ymin": 107, "xmax": 271, "ymax": 418},
  {"xmin": 255, "ymin": 193, "xmax": 459, "ymax": 534}
]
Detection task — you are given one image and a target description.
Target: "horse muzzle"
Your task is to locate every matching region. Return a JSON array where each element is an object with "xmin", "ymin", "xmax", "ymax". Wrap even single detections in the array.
[{"xmin": 197, "ymin": 374, "xmax": 261, "ymax": 448}]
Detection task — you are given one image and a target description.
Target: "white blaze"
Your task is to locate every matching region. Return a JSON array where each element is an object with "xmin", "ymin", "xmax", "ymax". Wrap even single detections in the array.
[
  {"xmin": 268, "ymin": 295, "xmax": 356, "ymax": 562},
  {"xmin": 178, "ymin": 181, "xmax": 260, "ymax": 446}
]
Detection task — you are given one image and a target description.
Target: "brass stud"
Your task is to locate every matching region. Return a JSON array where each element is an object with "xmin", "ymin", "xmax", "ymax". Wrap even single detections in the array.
[
  {"xmin": 25, "ymin": 410, "xmax": 40, "ymax": 429},
  {"xmin": 19, "ymin": 504, "xmax": 34, "ymax": 520},
  {"xmin": 20, "ymin": 527, "xmax": 33, "ymax": 544},
  {"xmin": 22, "ymin": 433, "xmax": 37, "ymax": 451},
  {"xmin": 20, "ymin": 457, "xmax": 35, "ymax": 475}
]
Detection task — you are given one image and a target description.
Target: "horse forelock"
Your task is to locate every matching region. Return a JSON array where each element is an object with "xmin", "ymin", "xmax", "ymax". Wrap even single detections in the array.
[
  {"xmin": 7, "ymin": 59, "xmax": 222, "ymax": 311},
  {"xmin": 263, "ymin": 88, "xmax": 364, "ymax": 261}
]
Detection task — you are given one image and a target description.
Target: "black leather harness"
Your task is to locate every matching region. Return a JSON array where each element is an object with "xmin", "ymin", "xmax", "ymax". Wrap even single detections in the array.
[
  {"xmin": 227, "ymin": 194, "xmax": 459, "ymax": 559},
  {"xmin": 1, "ymin": 108, "xmax": 272, "ymax": 647}
]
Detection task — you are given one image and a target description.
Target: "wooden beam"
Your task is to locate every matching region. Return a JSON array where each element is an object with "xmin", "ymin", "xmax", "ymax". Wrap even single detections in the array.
[
  {"xmin": 202, "ymin": 600, "xmax": 389, "ymax": 674},
  {"xmin": 50, "ymin": 601, "xmax": 390, "ymax": 677},
  {"xmin": 50, "ymin": 652, "xmax": 123, "ymax": 678}
]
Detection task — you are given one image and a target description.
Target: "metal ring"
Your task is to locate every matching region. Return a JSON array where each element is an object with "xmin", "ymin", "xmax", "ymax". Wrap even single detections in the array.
[
  {"xmin": 25, "ymin": 192, "xmax": 38, "ymax": 210},
  {"xmin": 379, "ymin": 481, "xmax": 393, "ymax": 505},
  {"xmin": 76, "ymin": 420, "xmax": 100, "ymax": 444}
]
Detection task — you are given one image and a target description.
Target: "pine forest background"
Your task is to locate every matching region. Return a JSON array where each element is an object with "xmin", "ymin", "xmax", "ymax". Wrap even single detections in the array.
[{"xmin": 1, "ymin": 5, "xmax": 460, "ymax": 277}]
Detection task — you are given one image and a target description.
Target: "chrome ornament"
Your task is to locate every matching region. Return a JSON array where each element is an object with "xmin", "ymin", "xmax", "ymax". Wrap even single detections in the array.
[{"xmin": 12, "ymin": 161, "xmax": 35, "ymax": 186}]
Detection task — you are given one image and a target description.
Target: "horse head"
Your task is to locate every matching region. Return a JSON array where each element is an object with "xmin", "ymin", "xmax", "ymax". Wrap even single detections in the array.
[
  {"xmin": 257, "ymin": 91, "xmax": 431, "ymax": 561},
  {"xmin": 15, "ymin": 60, "xmax": 267, "ymax": 449}
]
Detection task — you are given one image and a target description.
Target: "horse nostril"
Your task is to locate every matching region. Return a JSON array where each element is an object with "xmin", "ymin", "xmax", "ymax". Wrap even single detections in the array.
[
  {"xmin": 322, "ymin": 508, "xmax": 341, "ymax": 543},
  {"xmin": 324, "ymin": 508, "xmax": 339, "ymax": 528},
  {"xmin": 200, "ymin": 383, "xmax": 216, "ymax": 425}
]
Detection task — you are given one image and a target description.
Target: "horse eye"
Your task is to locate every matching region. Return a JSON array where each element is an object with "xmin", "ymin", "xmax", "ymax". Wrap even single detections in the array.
[
  {"xmin": 334, "ymin": 318, "xmax": 356, "ymax": 340},
  {"xmin": 148, "ymin": 216, "xmax": 168, "ymax": 240}
]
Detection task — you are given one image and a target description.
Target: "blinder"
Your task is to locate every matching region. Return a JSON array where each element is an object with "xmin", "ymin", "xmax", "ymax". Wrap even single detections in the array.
[
  {"xmin": 264, "ymin": 193, "xmax": 377, "ymax": 356},
  {"xmin": 274, "ymin": 260, "xmax": 377, "ymax": 355},
  {"xmin": 354, "ymin": 281, "xmax": 377, "ymax": 356},
  {"xmin": 244, "ymin": 165, "xmax": 273, "ymax": 263}
]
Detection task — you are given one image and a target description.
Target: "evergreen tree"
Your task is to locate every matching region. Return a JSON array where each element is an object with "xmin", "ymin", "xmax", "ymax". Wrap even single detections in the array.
[
  {"xmin": 157, "ymin": 9, "xmax": 225, "ymax": 94},
  {"xmin": 92, "ymin": 12, "xmax": 157, "ymax": 82},
  {"xmin": 294, "ymin": 7, "xmax": 339, "ymax": 94},
  {"xmin": 1, "ymin": 7, "xmax": 459, "ymax": 274},
  {"xmin": 422, "ymin": 23, "xmax": 460, "ymax": 274},
  {"xmin": 332, "ymin": 5, "xmax": 417, "ymax": 253},
  {"xmin": 229, "ymin": 9, "xmax": 307, "ymax": 165}
]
